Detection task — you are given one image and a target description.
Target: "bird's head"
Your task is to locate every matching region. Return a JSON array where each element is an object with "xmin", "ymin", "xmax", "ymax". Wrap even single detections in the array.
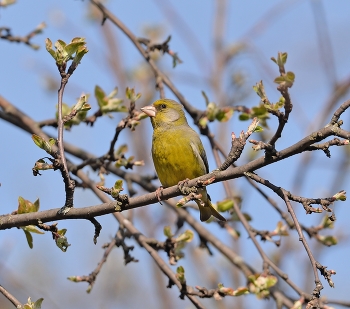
[{"xmin": 141, "ymin": 99, "xmax": 188, "ymax": 129}]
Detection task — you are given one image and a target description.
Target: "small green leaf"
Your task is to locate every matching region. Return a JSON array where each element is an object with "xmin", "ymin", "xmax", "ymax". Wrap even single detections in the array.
[
  {"xmin": 95, "ymin": 85, "xmax": 107, "ymax": 108},
  {"xmin": 111, "ymin": 180, "xmax": 124, "ymax": 198},
  {"xmin": 239, "ymin": 113, "xmax": 250, "ymax": 121},
  {"xmin": 176, "ymin": 266, "xmax": 185, "ymax": 284},
  {"xmin": 217, "ymin": 199, "xmax": 234, "ymax": 212},
  {"xmin": 280, "ymin": 52, "xmax": 288, "ymax": 65},
  {"xmin": 175, "ymin": 230, "xmax": 194, "ymax": 243},
  {"xmin": 23, "ymin": 225, "xmax": 44, "ymax": 235},
  {"xmin": 116, "ymin": 144, "xmax": 128, "ymax": 155},
  {"xmin": 45, "ymin": 38, "xmax": 56, "ymax": 59},
  {"xmin": 318, "ymin": 235, "xmax": 338, "ymax": 246},
  {"xmin": 286, "ymin": 71, "xmax": 295, "ymax": 82},
  {"xmin": 23, "ymin": 229, "xmax": 33, "ymax": 249},
  {"xmin": 72, "ymin": 45, "xmax": 89, "ymax": 67},
  {"xmin": 333, "ymin": 190, "xmax": 346, "ymax": 201},
  {"xmin": 55, "ymin": 233, "xmax": 70, "ymax": 252},
  {"xmin": 48, "ymin": 138, "xmax": 56, "ymax": 146},
  {"xmin": 320, "ymin": 216, "xmax": 334, "ymax": 229},
  {"xmin": 33, "ymin": 298, "xmax": 44, "ymax": 309},
  {"xmin": 201, "ymin": 91, "xmax": 210, "ymax": 106},
  {"xmin": 57, "ymin": 229, "xmax": 67, "ymax": 236},
  {"xmin": 31, "ymin": 134, "xmax": 52, "ymax": 153},
  {"xmin": 18, "ymin": 196, "xmax": 39, "ymax": 214},
  {"xmin": 253, "ymin": 126, "xmax": 263, "ymax": 133},
  {"xmin": 163, "ymin": 226, "xmax": 173, "ymax": 238}
]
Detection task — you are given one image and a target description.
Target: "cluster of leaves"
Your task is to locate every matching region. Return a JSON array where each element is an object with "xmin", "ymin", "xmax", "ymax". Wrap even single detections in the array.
[
  {"xmin": 57, "ymin": 94, "xmax": 91, "ymax": 129},
  {"xmin": 164, "ymin": 226, "xmax": 194, "ymax": 264},
  {"xmin": 17, "ymin": 197, "xmax": 44, "ymax": 249},
  {"xmin": 19, "ymin": 297, "xmax": 44, "ymax": 309},
  {"xmin": 198, "ymin": 91, "xmax": 234, "ymax": 128},
  {"xmin": 95, "ymin": 86, "xmax": 127, "ymax": 114},
  {"xmin": 114, "ymin": 144, "xmax": 144, "ymax": 169},
  {"xmin": 46, "ymin": 37, "xmax": 88, "ymax": 68},
  {"xmin": 248, "ymin": 274, "xmax": 278, "ymax": 299},
  {"xmin": 16, "ymin": 197, "xmax": 69, "ymax": 251}
]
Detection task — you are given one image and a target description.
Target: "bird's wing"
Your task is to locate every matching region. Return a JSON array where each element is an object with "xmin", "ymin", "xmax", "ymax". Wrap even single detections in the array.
[{"xmin": 190, "ymin": 138, "xmax": 209, "ymax": 174}]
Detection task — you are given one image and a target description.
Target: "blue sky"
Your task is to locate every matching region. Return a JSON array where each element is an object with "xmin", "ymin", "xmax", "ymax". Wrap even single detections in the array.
[{"xmin": 1, "ymin": 1, "xmax": 350, "ymax": 308}]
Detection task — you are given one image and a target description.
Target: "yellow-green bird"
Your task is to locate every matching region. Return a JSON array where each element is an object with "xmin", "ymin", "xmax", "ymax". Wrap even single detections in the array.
[{"xmin": 141, "ymin": 99, "xmax": 226, "ymax": 222}]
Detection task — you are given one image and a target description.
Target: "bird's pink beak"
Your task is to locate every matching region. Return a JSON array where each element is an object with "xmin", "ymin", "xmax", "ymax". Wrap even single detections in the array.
[{"xmin": 141, "ymin": 105, "xmax": 156, "ymax": 117}]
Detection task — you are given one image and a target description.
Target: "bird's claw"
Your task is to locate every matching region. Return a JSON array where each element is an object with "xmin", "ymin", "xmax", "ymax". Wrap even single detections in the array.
[
  {"xmin": 178, "ymin": 178, "xmax": 197, "ymax": 195},
  {"xmin": 155, "ymin": 186, "xmax": 164, "ymax": 205}
]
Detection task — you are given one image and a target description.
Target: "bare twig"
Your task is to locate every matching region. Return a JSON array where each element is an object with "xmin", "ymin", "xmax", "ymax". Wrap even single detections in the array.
[{"xmin": 0, "ymin": 285, "xmax": 23, "ymax": 308}]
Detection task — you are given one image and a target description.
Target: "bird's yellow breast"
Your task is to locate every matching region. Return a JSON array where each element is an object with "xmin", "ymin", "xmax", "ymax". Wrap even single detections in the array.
[{"xmin": 151, "ymin": 126, "xmax": 207, "ymax": 188}]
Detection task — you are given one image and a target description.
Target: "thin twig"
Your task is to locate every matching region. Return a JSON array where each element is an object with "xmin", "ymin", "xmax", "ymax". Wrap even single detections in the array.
[{"xmin": 0, "ymin": 285, "xmax": 23, "ymax": 308}]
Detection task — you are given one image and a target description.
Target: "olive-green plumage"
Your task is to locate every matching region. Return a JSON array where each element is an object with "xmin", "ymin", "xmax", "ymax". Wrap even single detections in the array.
[{"xmin": 141, "ymin": 99, "xmax": 226, "ymax": 222}]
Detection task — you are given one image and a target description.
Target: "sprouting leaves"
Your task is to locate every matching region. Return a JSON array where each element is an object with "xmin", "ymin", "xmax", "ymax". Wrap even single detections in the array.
[
  {"xmin": 95, "ymin": 86, "xmax": 127, "ymax": 114},
  {"xmin": 55, "ymin": 228, "xmax": 70, "ymax": 252},
  {"xmin": 125, "ymin": 87, "xmax": 141, "ymax": 103},
  {"xmin": 274, "ymin": 71, "xmax": 295, "ymax": 88},
  {"xmin": 46, "ymin": 37, "xmax": 88, "ymax": 67},
  {"xmin": 217, "ymin": 283, "xmax": 249, "ymax": 297},
  {"xmin": 199, "ymin": 91, "xmax": 235, "ymax": 128},
  {"xmin": 17, "ymin": 197, "xmax": 44, "ymax": 249},
  {"xmin": 56, "ymin": 94, "xmax": 91, "ymax": 129},
  {"xmin": 216, "ymin": 198, "xmax": 234, "ymax": 212},
  {"xmin": 332, "ymin": 190, "xmax": 346, "ymax": 201},
  {"xmin": 20, "ymin": 297, "xmax": 44, "ymax": 309},
  {"xmin": 271, "ymin": 52, "xmax": 295, "ymax": 87},
  {"xmin": 114, "ymin": 144, "xmax": 144, "ymax": 169},
  {"xmin": 32, "ymin": 134, "xmax": 56, "ymax": 154},
  {"xmin": 176, "ymin": 266, "xmax": 186, "ymax": 284},
  {"xmin": 271, "ymin": 52, "xmax": 288, "ymax": 67},
  {"xmin": 163, "ymin": 226, "xmax": 194, "ymax": 264},
  {"xmin": 248, "ymin": 274, "xmax": 278, "ymax": 299}
]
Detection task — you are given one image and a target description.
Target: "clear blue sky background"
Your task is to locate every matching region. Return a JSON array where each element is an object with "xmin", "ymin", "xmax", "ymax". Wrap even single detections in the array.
[{"xmin": 1, "ymin": 1, "xmax": 350, "ymax": 308}]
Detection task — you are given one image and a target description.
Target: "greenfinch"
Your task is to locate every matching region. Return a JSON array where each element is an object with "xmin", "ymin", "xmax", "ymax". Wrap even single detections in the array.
[{"xmin": 141, "ymin": 99, "xmax": 226, "ymax": 222}]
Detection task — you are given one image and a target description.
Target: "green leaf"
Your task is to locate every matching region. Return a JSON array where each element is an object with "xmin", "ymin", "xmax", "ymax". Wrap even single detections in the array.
[
  {"xmin": 218, "ymin": 284, "xmax": 249, "ymax": 296},
  {"xmin": 23, "ymin": 229, "xmax": 33, "ymax": 249},
  {"xmin": 216, "ymin": 108, "xmax": 234, "ymax": 122},
  {"xmin": 31, "ymin": 134, "xmax": 52, "ymax": 153},
  {"xmin": 320, "ymin": 216, "xmax": 334, "ymax": 229},
  {"xmin": 55, "ymin": 233, "xmax": 70, "ymax": 252},
  {"xmin": 33, "ymin": 198, "xmax": 40, "ymax": 212},
  {"xmin": 45, "ymin": 38, "xmax": 56, "ymax": 59},
  {"xmin": 48, "ymin": 138, "xmax": 56, "ymax": 146},
  {"xmin": 95, "ymin": 85, "xmax": 107, "ymax": 108},
  {"xmin": 111, "ymin": 180, "xmax": 124, "ymax": 198},
  {"xmin": 23, "ymin": 225, "xmax": 44, "ymax": 235},
  {"xmin": 33, "ymin": 298, "xmax": 44, "ymax": 309},
  {"xmin": 57, "ymin": 229, "xmax": 67, "ymax": 236},
  {"xmin": 176, "ymin": 266, "xmax": 185, "ymax": 284},
  {"xmin": 286, "ymin": 71, "xmax": 295, "ymax": 82},
  {"xmin": 163, "ymin": 226, "xmax": 173, "ymax": 238},
  {"xmin": 217, "ymin": 199, "xmax": 234, "ymax": 212},
  {"xmin": 201, "ymin": 91, "xmax": 210, "ymax": 106},
  {"xmin": 18, "ymin": 196, "xmax": 39, "ymax": 214},
  {"xmin": 125, "ymin": 87, "xmax": 141, "ymax": 102},
  {"xmin": 239, "ymin": 113, "xmax": 250, "ymax": 121},
  {"xmin": 333, "ymin": 190, "xmax": 346, "ymax": 201},
  {"xmin": 318, "ymin": 235, "xmax": 337, "ymax": 246},
  {"xmin": 116, "ymin": 144, "xmax": 128, "ymax": 155},
  {"xmin": 280, "ymin": 52, "xmax": 288, "ymax": 65},
  {"xmin": 72, "ymin": 45, "xmax": 89, "ymax": 67},
  {"xmin": 175, "ymin": 230, "xmax": 194, "ymax": 243},
  {"xmin": 253, "ymin": 126, "xmax": 263, "ymax": 133},
  {"xmin": 252, "ymin": 105, "xmax": 267, "ymax": 116},
  {"xmin": 65, "ymin": 40, "xmax": 86, "ymax": 59}
]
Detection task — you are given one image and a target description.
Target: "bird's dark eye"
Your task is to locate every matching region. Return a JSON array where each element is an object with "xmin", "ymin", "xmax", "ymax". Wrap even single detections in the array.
[{"xmin": 160, "ymin": 104, "xmax": 167, "ymax": 109}]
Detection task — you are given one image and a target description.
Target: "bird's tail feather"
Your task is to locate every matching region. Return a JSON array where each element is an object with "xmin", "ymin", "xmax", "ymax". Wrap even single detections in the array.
[{"xmin": 196, "ymin": 190, "xmax": 226, "ymax": 222}]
